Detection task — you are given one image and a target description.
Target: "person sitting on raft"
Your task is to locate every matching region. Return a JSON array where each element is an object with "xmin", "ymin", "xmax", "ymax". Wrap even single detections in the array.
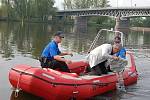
[
  {"xmin": 86, "ymin": 43, "xmax": 121, "ymax": 75},
  {"xmin": 40, "ymin": 31, "xmax": 73, "ymax": 72}
]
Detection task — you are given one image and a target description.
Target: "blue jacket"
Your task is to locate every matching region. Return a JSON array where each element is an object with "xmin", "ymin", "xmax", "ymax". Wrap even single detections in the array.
[
  {"xmin": 116, "ymin": 48, "xmax": 126, "ymax": 59},
  {"xmin": 41, "ymin": 40, "xmax": 61, "ymax": 60}
]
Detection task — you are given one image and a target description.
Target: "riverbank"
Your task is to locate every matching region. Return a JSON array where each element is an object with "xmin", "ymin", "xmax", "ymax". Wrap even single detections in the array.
[
  {"xmin": 130, "ymin": 27, "xmax": 150, "ymax": 32},
  {"xmin": 0, "ymin": 17, "xmax": 51, "ymax": 23}
]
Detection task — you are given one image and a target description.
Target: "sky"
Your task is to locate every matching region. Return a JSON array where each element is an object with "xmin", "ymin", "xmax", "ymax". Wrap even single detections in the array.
[{"xmin": 54, "ymin": 0, "xmax": 150, "ymax": 10}]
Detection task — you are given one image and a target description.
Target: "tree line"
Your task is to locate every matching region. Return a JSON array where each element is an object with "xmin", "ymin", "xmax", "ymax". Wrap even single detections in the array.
[
  {"xmin": 0, "ymin": 0, "xmax": 56, "ymax": 21},
  {"xmin": 63, "ymin": 0, "xmax": 109, "ymax": 9},
  {"xmin": 0, "ymin": 0, "xmax": 150, "ymax": 27},
  {"xmin": 63, "ymin": 0, "xmax": 115, "ymax": 28},
  {"xmin": 0, "ymin": 0, "xmax": 110, "ymax": 23},
  {"xmin": 130, "ymin": 17, "xmax": 150, "ymax": 27}
]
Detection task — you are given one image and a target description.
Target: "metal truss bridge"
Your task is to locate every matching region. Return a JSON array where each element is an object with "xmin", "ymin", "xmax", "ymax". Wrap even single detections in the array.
[{"xmin": 57, "ymin": 7, "xmax": 150, "ymax": 17}]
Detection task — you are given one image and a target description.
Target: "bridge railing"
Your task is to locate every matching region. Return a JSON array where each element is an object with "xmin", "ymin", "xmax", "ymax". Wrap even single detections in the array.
[{"xmin": 57, "ymin": 7, "xmax": 150, "ymax": 17}]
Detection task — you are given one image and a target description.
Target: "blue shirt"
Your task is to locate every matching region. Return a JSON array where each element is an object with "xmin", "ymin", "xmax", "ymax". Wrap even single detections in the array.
[
  {"xmin": 41, "ymin": 40, "xmax": 61, "ymax": 60},
  {"xmin": 116, "ymin": 48, "xmax": 126, "ymax": 59}
]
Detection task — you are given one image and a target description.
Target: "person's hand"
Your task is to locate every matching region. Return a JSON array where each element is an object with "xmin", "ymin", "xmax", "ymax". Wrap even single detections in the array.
[
  {"xmin": 68, "ymin": 52, "xmax": 73, "ymax": 57},
  {"xmin": 113, "ymin": 56, "xmax": 119, "ymax": 60},
  {"xmin": 65, "ymin": 59, "xmax": 72, "ymax": 64}
]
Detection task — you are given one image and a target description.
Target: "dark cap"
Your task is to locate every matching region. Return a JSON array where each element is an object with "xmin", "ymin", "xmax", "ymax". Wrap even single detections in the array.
[
  {"xmin": 114, "ymin": 36, "xmax": 121, "ymax": 43},
  {"xmin": 54, "ymin": 31, "xmax": 64, "ymax": 38}
]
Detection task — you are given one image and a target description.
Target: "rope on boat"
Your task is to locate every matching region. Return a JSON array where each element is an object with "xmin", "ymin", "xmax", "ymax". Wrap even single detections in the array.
[
  {"xmin": 116, "ymin": 72, "xmax": 126, "ymax": 92},
  {"xmin": 14, "ymin": 72, "xmax": 22, "ymax": 97},
  {"xmin": 11, "ymin": 68, "xmax": 110, "ymax": 87},
  {"xmin": 11, "ymin": 68, "xmax": 137, "ymax": 89},
  {"xmin": 14, "ymin": 67, "xmax": 32, "ymax": 97}
]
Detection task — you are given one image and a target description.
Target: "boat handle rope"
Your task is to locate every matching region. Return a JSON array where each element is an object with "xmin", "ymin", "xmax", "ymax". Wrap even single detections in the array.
[
  {"xmin": 11, "ymin": 68, "xmax": 136, "ymax": 87},
  {"xmin": 12, "ymin": 68, "xmax": 110, "ymax": 87},
  {"xmin": 14, "ymin": 67, "xmax": 32, "ymax": 97},
  {"xmin": 14, "ymin": 72, "xmax": 22, "ymax": 97}
]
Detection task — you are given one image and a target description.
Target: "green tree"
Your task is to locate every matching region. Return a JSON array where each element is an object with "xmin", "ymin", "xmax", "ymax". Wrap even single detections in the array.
[
  {"xmin": 0, "ymin": 0, "xmax": 56, "ymax": 21},
  {"xmin": 63, "ymin": 0, "xmax": 111, "ymax": 27},
  {"xmin": 63, "ymin": 0, "xmax": 109, "ymax": 9},
  {"xmin": 63, "ymin": 0, "xmax": 73, "ymax": 9},
  {"xmin": 92, "ymin": 0, "xmax": 110, "ymax": 8},
  {"xmin": 130, "ymin": 17, "xmax": 145, "ymax": 27},
  {"xmin": 143, "ymin": 17, "xmax": 150, "ymax": 27}
]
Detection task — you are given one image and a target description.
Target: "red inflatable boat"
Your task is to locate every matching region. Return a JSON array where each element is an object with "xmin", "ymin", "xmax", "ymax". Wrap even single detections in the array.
[{"xmin": 9, "ymin": 53, "xmax": 138, "ymax": 100}]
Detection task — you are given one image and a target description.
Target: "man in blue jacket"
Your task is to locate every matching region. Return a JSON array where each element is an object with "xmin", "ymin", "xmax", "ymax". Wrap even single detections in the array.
[
  {"xmin": 116, "ymin": 48, "xmax": 126, "ymax": 59},
  {"xmin": 40, "ymin": 31, "xmax": 73, "ymax": 72},
  {"xmin": 114, "ymin": 36, "xmax": 126, "ymax": 59},
  {"xmin": 106, "ymin": 36, "xmax": 126, "ymax": 72}
]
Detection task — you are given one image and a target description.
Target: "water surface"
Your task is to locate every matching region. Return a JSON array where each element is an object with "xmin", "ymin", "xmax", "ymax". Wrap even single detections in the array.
[{"xmin": 0, "ymin": 22, "xmax": 150, "ymax": 100}]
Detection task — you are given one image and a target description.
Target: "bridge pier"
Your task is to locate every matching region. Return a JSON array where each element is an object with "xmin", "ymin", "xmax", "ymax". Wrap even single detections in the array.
[
  {"xmin": 74, "ymin": 16, "xmax": 87, "ymax": 26},
  {"xmin": 115, "ymin": 17, "xmax": 130, "ymax": 35},
  {"xmin": 74, "ymin": 16, "xmax": 87, "ymax": 33}
]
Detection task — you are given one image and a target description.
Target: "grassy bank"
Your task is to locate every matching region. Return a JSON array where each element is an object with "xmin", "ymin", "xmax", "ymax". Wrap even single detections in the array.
[{"xmin": 130, "ymin": 27, "xmax": 150, "ymax": 32}]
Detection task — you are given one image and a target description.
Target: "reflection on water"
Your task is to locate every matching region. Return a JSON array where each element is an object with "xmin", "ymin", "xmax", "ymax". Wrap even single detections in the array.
[
  {"xmin": 0, "ymin": 22, "xmax": 150, "ymax": 59},
  {"xmin": 0, "ymin": 22, "xmax": 150, "ymax": 100},
  {"xmin": 0, "ymin": 22, "xmax": 59, "ymax": 61},
  {"xmin": 10, "ymin": 91, "xmax": 42, "ymax": 100}
]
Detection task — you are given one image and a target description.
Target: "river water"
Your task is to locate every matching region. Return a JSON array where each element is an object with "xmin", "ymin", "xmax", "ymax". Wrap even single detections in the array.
[{"xmin": 0, "ymin": 22, "xmax": 150, "ymax": 100}]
